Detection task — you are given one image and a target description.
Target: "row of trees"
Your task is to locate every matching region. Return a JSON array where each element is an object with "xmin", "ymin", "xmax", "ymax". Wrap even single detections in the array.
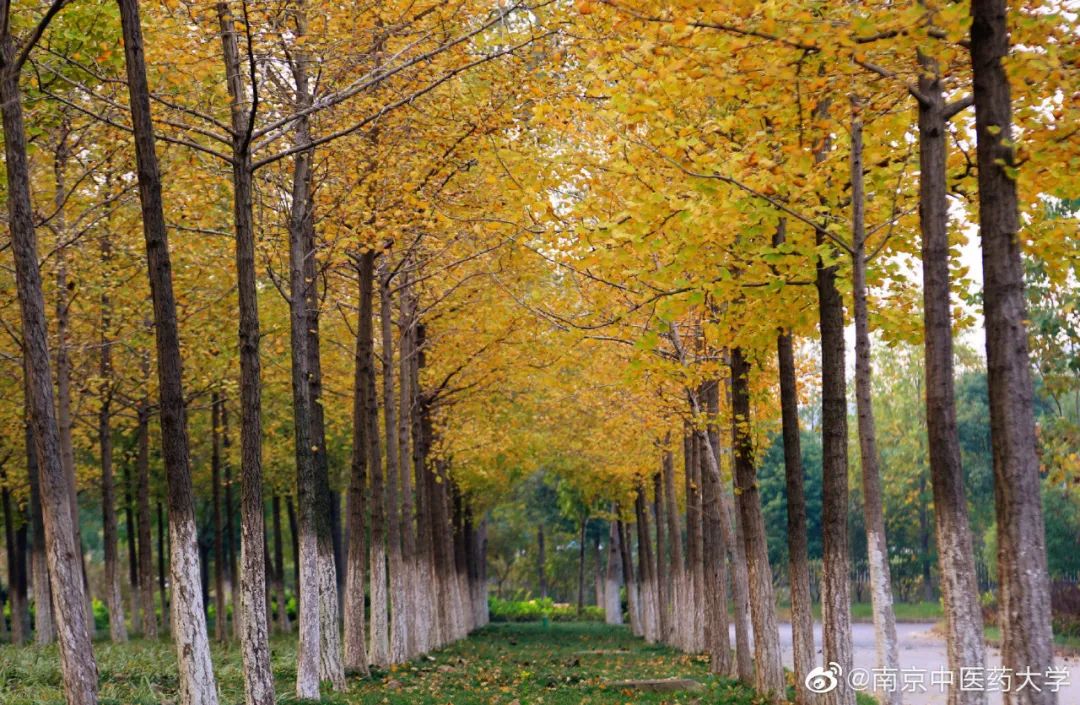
[
  {"xmin": 1, "ymin": 0, "xmax": 545, "ymax": 703},
  {"xmin": 0, "ymin": 2, "xmax": 1076, "ymax": 705},
  {"xmin": 477, "ymin": 1, "xmax": 1075, "ymax": 705}
]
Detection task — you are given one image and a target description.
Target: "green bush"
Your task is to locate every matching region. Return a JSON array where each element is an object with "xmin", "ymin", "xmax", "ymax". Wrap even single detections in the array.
[{"xmin": 488, "ymin": 596, "xmax": 604, "ymax": 623}]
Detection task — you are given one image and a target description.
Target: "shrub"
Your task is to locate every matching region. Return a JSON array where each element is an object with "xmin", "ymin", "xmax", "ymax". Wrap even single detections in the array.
[{"xmin": 488, "ymin": 596, "xmax": 604, "ymax": 623}]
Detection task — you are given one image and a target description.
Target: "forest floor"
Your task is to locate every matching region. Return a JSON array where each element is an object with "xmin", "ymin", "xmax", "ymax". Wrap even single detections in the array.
[{"xmin": 0, "ymin": 622, "xmax": 768, "ymax": 705}]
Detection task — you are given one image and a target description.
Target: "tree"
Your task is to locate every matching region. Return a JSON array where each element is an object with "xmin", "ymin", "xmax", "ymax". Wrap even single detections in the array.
[
  {"xmin": 117, "ymin": 0, "xmax": 217, "ymax": 701},
  {"xmin": 1, "ymin": 1, "xmax": 99, "ymax": 701},
  {"xmin": 971, "ymin": 1, "xmax": 1057, "ymax": 701}
]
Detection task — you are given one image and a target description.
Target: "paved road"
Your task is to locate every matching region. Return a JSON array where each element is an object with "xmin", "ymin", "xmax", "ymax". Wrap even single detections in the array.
[{"xmin": 732, "ymin": 621, "xmax": 1079, "ymax": 704}]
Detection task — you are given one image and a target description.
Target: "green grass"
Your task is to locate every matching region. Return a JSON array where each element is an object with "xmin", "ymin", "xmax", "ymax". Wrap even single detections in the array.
[
  {"xmin": 0, "ymin": 622, "xmax": 774, "ymax": 705},
  {"xmin": 984, "ymin": 625, "xmax": 1080, "ymax": 653},
  {"xmin": 774, "ymin": 600, "xmax": 944, "ymax": 624}
]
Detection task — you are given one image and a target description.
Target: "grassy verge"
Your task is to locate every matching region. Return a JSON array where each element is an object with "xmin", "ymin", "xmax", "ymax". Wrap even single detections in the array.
[
  {"xmin": 984, "ymin": 625, "xmax": 1080, "ymax": 655},
  {"xmin": 774, "ymin": 600, "xmax": 944, "ymax": 623},
  {"xmin": 0, "ymin": 622, "xmax": 773, "ymax": 705}
]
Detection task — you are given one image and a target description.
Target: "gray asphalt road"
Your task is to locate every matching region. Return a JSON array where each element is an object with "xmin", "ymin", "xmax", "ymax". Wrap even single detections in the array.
[{"xmin": 730, "ymin": 621, "xmax": 1079, "ymax": 704}]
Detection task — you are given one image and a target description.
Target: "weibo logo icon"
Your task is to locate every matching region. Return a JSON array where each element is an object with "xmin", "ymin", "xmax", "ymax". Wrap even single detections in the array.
[{"xmin": 805, "ymin": 662, "xmax": 842, "ymax": 694}]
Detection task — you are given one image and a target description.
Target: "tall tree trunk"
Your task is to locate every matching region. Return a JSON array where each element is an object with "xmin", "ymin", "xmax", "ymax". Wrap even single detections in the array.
[
  {"xmin": 593, "ymin": 533, "xmax": 604, "ymax": 608},
  {"xmin": 817, "ymin": 225, "xmax": 855, "ymax": 705},
  {"xmin": 698, "ymin": 382, "xmax": 730, "ymax": 675},
  {"xmin": 730, "ymin": 349, "xmax": 784, "ymax": 700},
  {"xmin": 271, "ymin": 496, "xmax": 291, "ymax": 634},
  {"xmin": 380, "ymin": 254, "xmax": 407, "ymax": 664},
  {"xmin": 344, "ymin": 253, "xmax": 373, "ymax": 675},
  {"xmin": 26, "ymin": 416, "xmax": 54, "ymax": 645},
  {"xmin": 53, "ymin": 145, "xmax": 95, "ymax": 641},
  {"xmin": 137, "ymin": 399, "xmax": 157, "ymax": 639},
  {"xmin": 662, "ymin": 445, "xmax": 684, "ymax": 648},
  {"xmin": 617, "ymin": 519, "xmax": 640, "ymax": 635},
  {"xmin": 212, "ymin": 393, "xmax": 227, "ymax": 642},
  {"xmin": 2, "ymin": 28, "xmax": 99, "ymax": 704},
  {"xmin": 398, "ymin": 271, "xmax": 418, "ymax": 657},
  {"xmin": 215, "ymin": 6, "xmax": 275, "ymax": 701},
  {"xmin": 297, "ymin": 196, "xmax": 346, "ymax": 687},
  {"xmin": 98, "ymin": 261, "xmax": 127, "ymax": 643},
  {"xmin": 465, "ymin": 508, "xmax": 487, "ymax": 628},
  {"xmin": 850, "ymin": 107, "xmax": 901, "ymax": 705},
  {"xmin": 652, "ymin": 469, "xmax": 669, "ymax": 641},
  {"xmin": 118, "ymin": 1, "xmax": 218, "ymax": 700},
  {"xmin": 634, "ymin": 486, "xmax": 658, "ymax": 643},
  {"xmin": 123, "ymin": 463, "xmax": 141, "ymax": 636},
  {"xmin": 368, "ymin": 258, "xmax": 392, "ymax": 666},
  {"xmin": 686, "ymin": 431, "xmax": 705, "ymax": 652},
  {"xmin": 286, "ymin": 497, "xmax": 299, "ymax": 603},
  {"xmin": 273, "ymin": 13, "xmax": 322, "ymax": 692},
  {"xmin": 412, "ymin": 322, "xmax": 439, "ymax": 651},
  {"xmin": 604, "ymin": 514, "xmax": 623, "ymax": 625},
  {"xmin": 696, "ymin": 379, "xmax": 751, "ymax": 681},
  {"xmin": 971, "ymin": 3, "xmax": 1057, "ymax": 701},
  {"xmin": 222, "ymin": 403, "xmax": 238, "ymax": 639},
  {"xmin": 537, "ymin": 524, "xmax": 547, "ymax": 599},
  {"xmin": 452, "ymin": 485, "xmax": 473, "ymax": 633},
  {"xmin": 577, "ymin": 516, "xmax": 588, "ymax": 617},
  {"xmin": 917, "ymin": 51, "xmax": 987, "ymax": 705},
  {"xmin": 777, "ymin": 331, "xmax": 815, "ymax": 702},
  {"xmin": 427, "ymin": 460, "xmax": 452, "ymax": 642},
  {"xmin": 442, "ymin": 466, "xmax": 466, "ymax": 639},
  {"xmin": 157, "ymin": 501, "xmax": 168, "ymax": 628}
]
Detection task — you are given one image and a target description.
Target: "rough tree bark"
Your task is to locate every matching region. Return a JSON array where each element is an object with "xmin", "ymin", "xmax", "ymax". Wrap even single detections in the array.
[
  {"xmin": 916, "ymin": 50, "xmax": 986, "ymax": 705},
  {"xmin": 123, "ymin": 463, "xmax": 141, "ymax": 636},
  {"xmin": 157, "ymin": 501, "xmax": 168, "ymax": 628},
  {"xmin": 380, "ymin": 254, "xmax": 408, "ymax": 664},
  {"xmin": 368, "ymin": 258, "xmax": 392, "ymax": 667},
  {"xmin": 301, "ymin": 145, "xmax": 346, "ymax": 696},
  {"xmin": 267, "ymin": 3, "xmax": 322, "ymax": 690},
  {"xmin": 344, "ymin": 252, "xmax": 374, "ymax": 675},
  {"xmin": 98, "ymin": 241, "xmax": 127, "ymax": 643},
  {"xmin": 777, "ymin": 330, "xmax": 815, "ymax": 703},
  {"xmin": 271, "ymin": 495, "xmax": 291, "ymax": 634},
  {"xmin": 137, "ymin": 397, "xmax": 157, "ymax": 639},
  {"xmin": 398, "ymin": 270, "xmax": 419, "ymax": 657},
  {"xmin": 686, "ymin": 431, "xmax": 705, "ymax": 652},
  {"xmin": 2, "ymin": 17, "xmax": 99, "ymax": 703},
  {"xmin": 634, "ymin": 486, "xmax": 658, "ymax": 643},
  {"xmin": 970, "ymin": 3, "xmax": 1057, "ymax": 701},
  {"xmin": 212, "ymin": 393, "xmax": 227, "ymax": 642},
  {"xmin": 730, "ymin": 349, "xmax": 784, "ymax": 700},
  {"xmin": 577, "ymin": 515, "xmax": 589, "ymax": 617},
  {"xmin": 617, "ymin": 518, "xmax": 641, "ymax": 636},
  {"xmin": 604, "ymin": 513, "xmax": 623, "ymax": 625},
  {"xmin": 695, "ymin": 377, "xmax": 751, "ymax": 681},
  {"xmin": 216, "ymin": 4, "xmax": 275, "ymax": 701},
  {"xmin": 452, "ymin": 485, "xmax": 473, "ymax": 632},
  {"xmin": 118, "ymin": 1, "xmax": 218, "ymax": 700},
  {"xmin": 222, "ymin": 403, "xmax": 238, "ymax": 639},
  {"xmin": 850, "ymin": 106, "xmax": 901, "ymax": 705},
  {"xmin": 413, "ymin": 326, "xmax": 441, "ymax": 650},
  {"xmin": 52, "ymin": 130, "xmax": 95, "ymax": 640},
  {"xmin": 26, "ymin": 415, "xmax": 54, "ymax": 645},
  {"xmin": 662, "ymin": 445, "xmax": 685, "ymax": 648},
  {"xmin": 652, "ymin": 469, "xmax": 669, "ymax": 641},
  {"xmin": 817, "ymin": 224, "xmax": 856, "ymax": 705},
  {"xmin": 699, "ymin": 381, "xmax": 731, "ymax": 675}
]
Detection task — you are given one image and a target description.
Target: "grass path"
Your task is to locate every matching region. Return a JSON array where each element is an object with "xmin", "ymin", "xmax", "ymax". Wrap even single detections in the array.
[{"xmin": 0, "ymin": 623, "xmax": 764, "ymax": 705}]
